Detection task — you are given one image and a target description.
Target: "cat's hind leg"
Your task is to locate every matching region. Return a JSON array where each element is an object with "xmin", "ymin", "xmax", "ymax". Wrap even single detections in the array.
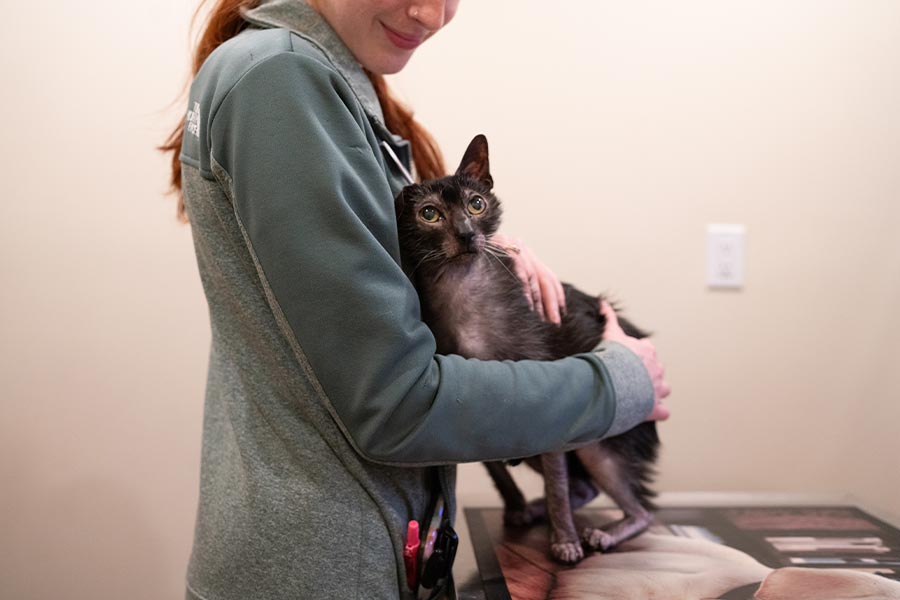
[
  {"xmin": 483, "ymin": 461, "xmax": 538, "ymax": 526},
  {"xmin": 574, "ymin": 443, "xmax": 653, "ymax": 552},
  {"xmin": 541, "ymin": 452, "xmax": 584, "ymax": 564},
  {"xmin": 519, "ymin": 470, "xmax": 599, "ymax": 524}
]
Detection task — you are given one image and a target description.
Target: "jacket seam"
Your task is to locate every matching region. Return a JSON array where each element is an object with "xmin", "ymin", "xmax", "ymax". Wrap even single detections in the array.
[
  {"xmin": 355, "ymin": 505, "xmax": 365, "ymax": 600},
  {"xmin": 210, "ymin": 157, "xmax": 363, "ymax": 459},
  {"xmin": 185, "ymin": 164, "xmax": 258, "ymax": 276},
  {"xmin": 206, "ymin": 45, "xmax": 352, "ymax": 157},
  {"xmin": 210, "ymin": 157, "xmax": 411, "ymax": 595},
  {"xmin": 286, "ymin": 31, "xmax": 385, "ymax": 126},
  {"xmin": 185, "ymin": 580, "xmax": 212, "ymax": 600},
  {"xmin": 207, "ymin": 155, "xmax": 440, "ymax": 469}
]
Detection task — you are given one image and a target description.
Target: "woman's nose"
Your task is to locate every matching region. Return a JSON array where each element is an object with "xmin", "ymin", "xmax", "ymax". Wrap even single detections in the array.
[{"xmin": 409, "ymin": 0, "xmax": 448, "ymax": 32}]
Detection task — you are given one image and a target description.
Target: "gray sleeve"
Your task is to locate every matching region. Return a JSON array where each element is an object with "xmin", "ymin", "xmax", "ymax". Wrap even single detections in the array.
[
  {"xmin": 209, "ymin": 52, "xmax": 654, "ymax": 466},
  {"xmin": 593, "ymin": 341, "xmax": 655, "ymax": 437}
]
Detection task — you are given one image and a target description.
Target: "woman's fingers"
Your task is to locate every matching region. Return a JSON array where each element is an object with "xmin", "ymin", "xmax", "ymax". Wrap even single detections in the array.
[
  {"xmin": 646, "ymin": 402, "xmax": 671, "ymax": 421},
  {"xmin": 659, "ymin": 381, "xmax": 672, "ymax": 400},
  {"xmin": 599, "ymin": 299, "xmax": 671, "ymax": 421},
  {"xmin": 538, "ymin": 275, "xmax": 559, "ymax": 324},
  {"xmin": 492, "ymin": 234, "xmax": 532, "ymax": 310},
  {"xmin": 600, "ymin": 300, "xmax": 625, "ymax": 338},
  {"xmin": 520, "ymin": 249, "xmax": 545, "ymax": 319},
  {"xmin": 497, "ymin": 234, "xmax": 566, "ymax": 324},
  {"xmin": 535, "ymin": 259, "xmax": 564, "ymax": 324},
  {"xmin": 516, "ymin": 241, "xmax": 565, "ymax": 324},
  {"xmin": 556, "ymin": 277, "xmax": 567, "ymax": 317},
  {"xmin": 509, "ymin": 248, "xmax": 535, "ymax": 311}
]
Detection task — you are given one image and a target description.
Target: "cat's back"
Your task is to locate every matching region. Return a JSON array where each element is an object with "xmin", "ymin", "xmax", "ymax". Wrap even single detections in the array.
[{"xmin": 467, "ymin": 259, "xmax": 609, "ymax": 361}]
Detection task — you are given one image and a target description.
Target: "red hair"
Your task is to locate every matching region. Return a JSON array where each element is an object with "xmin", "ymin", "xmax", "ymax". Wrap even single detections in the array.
[{"xmin": 161, "ymin": 0, "xmax": 446, "ymax": 223}]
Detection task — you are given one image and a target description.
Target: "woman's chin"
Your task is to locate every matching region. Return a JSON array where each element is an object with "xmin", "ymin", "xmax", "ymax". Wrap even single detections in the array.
[{"xmin": 360, "ymin": 48, "xmax": 415, "ymax": 75}]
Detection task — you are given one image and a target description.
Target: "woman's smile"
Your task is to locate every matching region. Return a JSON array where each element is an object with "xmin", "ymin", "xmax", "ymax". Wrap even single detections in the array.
[{"xmin": 381, "ymin": 21, "xmax": 423, "ymax": 50}]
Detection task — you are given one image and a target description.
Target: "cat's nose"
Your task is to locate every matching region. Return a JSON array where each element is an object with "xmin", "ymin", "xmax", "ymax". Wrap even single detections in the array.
[{"xmin": 457, "ymin": 231, "xmax": 475, "ymax": 250}]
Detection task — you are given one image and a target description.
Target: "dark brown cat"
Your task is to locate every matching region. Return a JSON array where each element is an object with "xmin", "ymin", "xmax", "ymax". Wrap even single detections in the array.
[{"xmin": 394, "ymin": 135, "xmax": 659, "ymax": 563}]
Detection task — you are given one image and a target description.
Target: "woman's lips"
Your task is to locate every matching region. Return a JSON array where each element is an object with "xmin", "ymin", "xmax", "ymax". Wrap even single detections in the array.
[{"xmin": 381, "ymin": 23, "xmax": 423, "ymax": 50}]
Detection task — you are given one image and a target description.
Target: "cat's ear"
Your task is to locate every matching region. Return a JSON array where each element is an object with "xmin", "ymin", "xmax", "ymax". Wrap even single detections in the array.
[
  {"xmin": 456, "ymin": 134, "xmax": 493, "ymax": 189},
  {"xmin": 394, "ymin": 185, "xmax": 415, "ymax": 218}
]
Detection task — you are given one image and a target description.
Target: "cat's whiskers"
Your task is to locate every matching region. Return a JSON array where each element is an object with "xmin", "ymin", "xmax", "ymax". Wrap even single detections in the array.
[
  {"xmin": 483, "ymin": 247, "xmax": 519, "ymax": 283},
  {"xmin": 484, "ymin": 240, "xmax": 512, "ymax": 258},
  {"xmin": 410, "ymin": 249, "xmax": 446, "ymax": 275}
]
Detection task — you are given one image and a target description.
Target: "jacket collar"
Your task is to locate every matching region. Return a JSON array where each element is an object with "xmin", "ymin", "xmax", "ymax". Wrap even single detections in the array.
[{"xmin": 242, "ymin": 0, "xmax": 384, "ymax": 123}]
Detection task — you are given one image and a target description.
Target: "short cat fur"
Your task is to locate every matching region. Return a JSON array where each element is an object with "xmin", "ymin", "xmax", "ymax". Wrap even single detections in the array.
[{"xmin": 395, "ymin": 135, "xmax": 660, "ymax": 563}]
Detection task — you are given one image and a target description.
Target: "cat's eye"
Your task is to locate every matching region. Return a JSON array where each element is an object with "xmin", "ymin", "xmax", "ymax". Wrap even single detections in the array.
[
  {"xmin": 467, "ymin": 196, "xmax": 486, "ymax": 215},
  {"xmin": 420, "ymin": 206, "xmax": 441, "ymax": 223}
]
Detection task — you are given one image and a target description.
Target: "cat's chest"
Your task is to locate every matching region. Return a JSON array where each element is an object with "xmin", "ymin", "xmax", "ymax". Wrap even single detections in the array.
[
  {"xmin": 424, "ymin": 260, "xmax": 502, "ymax": 359},
  {"xmin": 451, "ymin": 321, "xmax": 491, "ymax": 359}
]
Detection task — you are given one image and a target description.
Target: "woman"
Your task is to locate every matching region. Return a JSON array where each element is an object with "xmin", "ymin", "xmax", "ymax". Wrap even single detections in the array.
[{"xmin": 161, "ymin": 1, "xmax": 670, "ymax": 598}]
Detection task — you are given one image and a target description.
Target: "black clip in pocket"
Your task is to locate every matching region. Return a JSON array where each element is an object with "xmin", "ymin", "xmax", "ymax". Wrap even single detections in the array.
[{"xmin": 419, "ymin": 519, "xmax": 458, "ymax": 593}]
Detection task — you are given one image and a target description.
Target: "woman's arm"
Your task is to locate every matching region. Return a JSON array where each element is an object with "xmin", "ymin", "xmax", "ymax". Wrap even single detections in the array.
[
  {"xmin": 492, "ymin": 238, "xmax": 671, "ymax": 417},
  {"xmin": 205, "ymin": 46, "xmax": 655, "ymax": 466}
]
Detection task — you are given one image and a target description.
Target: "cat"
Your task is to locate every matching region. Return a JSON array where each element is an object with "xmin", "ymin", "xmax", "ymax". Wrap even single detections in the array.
[{"xmin": 394, "ymin": 134, "xmax": 660, "ymax": 564}]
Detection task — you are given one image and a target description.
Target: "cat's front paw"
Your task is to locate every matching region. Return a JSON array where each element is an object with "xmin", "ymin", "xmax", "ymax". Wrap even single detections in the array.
[
  {"xmin": 581, "ymin": 527, "xmax": 615, "ymax": 552},
  {"xmin": 551, "ymin": 540, "xmax": 584, "ymax": 564}
]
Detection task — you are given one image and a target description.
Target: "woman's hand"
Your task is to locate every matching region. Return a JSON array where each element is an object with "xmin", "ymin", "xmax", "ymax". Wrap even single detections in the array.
[
  {"xmin": 492, "ymin": 233, "xmax": 566, "ymax": 324},
  {"xmin": 600, "ymin": 300, "xmax": 671, "ymax": 422}
]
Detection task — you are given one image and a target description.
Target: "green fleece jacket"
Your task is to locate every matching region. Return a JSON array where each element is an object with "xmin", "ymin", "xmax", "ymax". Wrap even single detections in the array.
[{"xmin": 179, "ymin": 1, "xmax": 655, "ymax": 598}]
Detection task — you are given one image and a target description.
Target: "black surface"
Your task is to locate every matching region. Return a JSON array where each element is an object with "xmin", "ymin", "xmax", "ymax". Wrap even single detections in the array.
[
  {"xmin": 463, "ymin": 508, "xmax": 511, "ymax": 600},
  {"xmin": 459, "ymin": 504, "xmax": 900, "ymax": 599}
]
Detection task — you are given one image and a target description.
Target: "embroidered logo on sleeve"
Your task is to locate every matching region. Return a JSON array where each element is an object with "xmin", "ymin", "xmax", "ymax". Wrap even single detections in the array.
[{"xmin": 186, "ymin": 101, "xmax": 201, "ymax": 138}]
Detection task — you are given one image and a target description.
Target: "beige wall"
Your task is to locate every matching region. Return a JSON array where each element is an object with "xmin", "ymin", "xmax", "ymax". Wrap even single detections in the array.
[
  {"xmin": 394, "ymin": 0, "xmax": 900, "ymax": 521},
  {"xmin": 1, "ymin": 1, "xmax": 898, "ymax": 598}
]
